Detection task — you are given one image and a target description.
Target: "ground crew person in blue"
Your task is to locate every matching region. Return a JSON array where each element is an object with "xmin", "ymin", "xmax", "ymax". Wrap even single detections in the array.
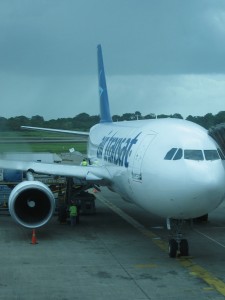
[{"xmin": 69, "ymin": 201, "xmax": 77, "ymax": 226}]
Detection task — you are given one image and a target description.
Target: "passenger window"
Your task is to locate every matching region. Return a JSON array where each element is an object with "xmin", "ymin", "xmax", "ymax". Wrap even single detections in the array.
[
  {"xmin": 204, "ymin": 150, "xmax": 220, "ymax": 161},
  {"xmin": 217, "ymin": 148, "xmax": 225, "ymax": 160},
  {"xmin": 164, "ymin": 148, "xmax": 177, "ymax": 160},
  {"xmin": 173, "ymin": 148, "xmax": 183, "ymax": 160},
  {"xmin": 184, "ymin": 150, "xmax": 204, "ymax": 161}
]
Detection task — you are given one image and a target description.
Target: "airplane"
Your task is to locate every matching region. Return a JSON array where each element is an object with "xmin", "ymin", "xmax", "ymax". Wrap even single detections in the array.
[{"xmin": 0, "ymin": 44, "xmax": 225, "ymax": 258}]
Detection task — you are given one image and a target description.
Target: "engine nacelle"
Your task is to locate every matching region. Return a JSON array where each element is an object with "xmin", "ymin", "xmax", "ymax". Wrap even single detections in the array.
[{"xmin": 8, "ymin": 181, "xmax": 56, "ymax": 229}]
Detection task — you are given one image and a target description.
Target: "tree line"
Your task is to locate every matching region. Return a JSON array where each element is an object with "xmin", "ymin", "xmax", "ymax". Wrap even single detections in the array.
[{"xmin": 0, "ymin": 111, "xmax": 225, "ymax": 131}]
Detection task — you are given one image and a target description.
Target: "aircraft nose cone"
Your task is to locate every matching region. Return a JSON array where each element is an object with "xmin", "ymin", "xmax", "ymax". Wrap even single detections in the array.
[{"xmin": 184, "ymin": 163, "xmax": 225, "ymax": 217}]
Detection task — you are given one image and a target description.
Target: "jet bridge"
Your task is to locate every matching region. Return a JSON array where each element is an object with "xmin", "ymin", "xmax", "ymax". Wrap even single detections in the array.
[{"xmin": 208, "ymin": 123, "xmax": 225, "ymax": 155}]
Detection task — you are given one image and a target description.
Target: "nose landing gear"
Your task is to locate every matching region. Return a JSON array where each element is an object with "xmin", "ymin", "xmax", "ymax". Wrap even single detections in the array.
[{"xmin": 167, "ymin": 218, "xmax": 189, "ymax": 258}]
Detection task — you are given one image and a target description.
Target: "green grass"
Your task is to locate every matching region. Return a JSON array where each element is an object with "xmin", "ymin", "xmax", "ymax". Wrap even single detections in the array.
[
  {"xmin": 0, "ymin": 142, "xmax": 87, "ymax": 154},
  {"xmin": 0, "ymin": 131, "xmax": 77, "ymax": 138},
  {"xmin": 0, "ymin": 131, "xmax": 87, "ymax": 154}
]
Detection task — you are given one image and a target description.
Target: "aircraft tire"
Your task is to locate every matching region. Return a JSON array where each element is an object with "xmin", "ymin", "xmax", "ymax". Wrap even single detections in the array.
[
  {"xmin": 180, "ymin": 239, "xmax": 189, "ymax": 256},
  {"xmin": 168, "ymin": 239, "xmax": 178, "ymax": 258}
]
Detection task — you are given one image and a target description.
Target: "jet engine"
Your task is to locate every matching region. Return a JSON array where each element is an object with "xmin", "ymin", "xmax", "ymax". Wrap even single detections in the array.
[{"xmin": 8, "ymin": 180, "xmax": 56, "ymax": 229}]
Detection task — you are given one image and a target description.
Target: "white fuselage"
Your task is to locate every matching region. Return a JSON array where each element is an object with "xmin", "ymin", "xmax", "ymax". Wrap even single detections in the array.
[{"xmin": 88, "ymin": 118, "xmax": 225, "ymax": 219}]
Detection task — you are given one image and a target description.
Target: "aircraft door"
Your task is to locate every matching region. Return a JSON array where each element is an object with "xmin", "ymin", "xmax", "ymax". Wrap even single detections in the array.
[{"xmin": 131, "ymin": 134, "xmax": 155, "ymax": 181}]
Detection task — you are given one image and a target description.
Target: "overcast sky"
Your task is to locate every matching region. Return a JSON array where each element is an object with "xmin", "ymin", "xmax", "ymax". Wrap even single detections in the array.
[{"xmin": 1, "ymin": 0, "xmax": 225, "ymax": 120}]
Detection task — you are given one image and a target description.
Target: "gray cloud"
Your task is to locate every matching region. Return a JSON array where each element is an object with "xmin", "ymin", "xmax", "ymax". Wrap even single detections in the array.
[{"xmin": 0, "ymin": 0, "xmax": 225, "ymax": 119}]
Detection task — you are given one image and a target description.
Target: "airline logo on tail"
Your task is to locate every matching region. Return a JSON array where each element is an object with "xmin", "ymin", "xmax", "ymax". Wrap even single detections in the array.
[
  {"xmin": 99, "ymin": 86, "xmax": 104, "ymax": 97},
  {"xmin": 97, "ymin": 45, "xmax": 112, "ymax": 123}
]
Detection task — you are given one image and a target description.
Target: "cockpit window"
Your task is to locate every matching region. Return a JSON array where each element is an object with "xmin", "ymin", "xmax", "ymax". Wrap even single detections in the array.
[
  {"xmin": 218, "ymin": 148, "xmax": 225, "ymax": 160},
  {"xmin": 173, "ymin": 148, "xmax": 183, "ymax": 160},
  {"xmin": 164, "ymin": 148, "xmax": 177, "ymax": 160},
  {"xmin": 164, "ymin": 148, "xmax": 222, "ymax": 161},
  {"xmin": 204, "ymin": 150, "xmax": 220, "ymax": 161},
  {"xmin": 184, "ymin": 150, "xmax": 204, "ymax": 161}
]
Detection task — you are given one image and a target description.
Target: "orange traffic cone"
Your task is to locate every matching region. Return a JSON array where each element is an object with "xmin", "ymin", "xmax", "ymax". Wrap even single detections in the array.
[{"xmin": 31, "ymin": 229, "xmax": 38, "ymax": 245}]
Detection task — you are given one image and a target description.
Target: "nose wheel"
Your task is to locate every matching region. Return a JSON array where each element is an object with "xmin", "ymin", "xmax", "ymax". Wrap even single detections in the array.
[
  {"xmin": 167, "ymin": 218, "xmax": 189, "ymax": 258},
  {"xmin": 168, "ymin": 238, "xmax": 189, "ymax": 258},
  {"xmin": 168, "ymin": 239, "xmax": 178, "ymax": 258},
  {"xmin": 180, "ymin": 239, "xmax": 189, "ymax": 256}
]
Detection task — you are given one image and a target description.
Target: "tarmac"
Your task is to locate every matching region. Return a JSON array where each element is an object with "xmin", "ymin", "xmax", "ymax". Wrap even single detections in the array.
[{"xmin": 1, "ymin": 187, "xmax": 225, "ymax": 299}]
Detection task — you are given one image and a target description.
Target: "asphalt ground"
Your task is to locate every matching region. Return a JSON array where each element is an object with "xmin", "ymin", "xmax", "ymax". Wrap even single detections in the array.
[{"xmin": 1, "ymin": 188, "xmax": 225, "ymax": 299}]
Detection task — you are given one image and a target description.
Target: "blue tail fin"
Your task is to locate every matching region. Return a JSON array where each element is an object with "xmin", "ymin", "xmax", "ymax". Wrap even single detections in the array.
[{"xmin": 97, "ymin": 44, "xmax": 112, "ymax": 123}]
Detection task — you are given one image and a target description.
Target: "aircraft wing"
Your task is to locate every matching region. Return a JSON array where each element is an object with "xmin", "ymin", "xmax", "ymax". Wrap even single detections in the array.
[
  {"xmin": 0, "ymin": 159, "xmax": 110, "ymax": 183},
  {"xmin": 21, "ymin": 126, "xmax": 89, "ymax": 136}
]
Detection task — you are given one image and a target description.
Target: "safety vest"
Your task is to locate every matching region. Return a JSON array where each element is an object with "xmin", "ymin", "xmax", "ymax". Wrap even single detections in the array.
[
  {"xmin": 81, "ymin": 160, "xmax": 88, "ymax": 166},
  {"xmin": 69, "ymin": 205, "xmax": 77, "ymax": 217}
]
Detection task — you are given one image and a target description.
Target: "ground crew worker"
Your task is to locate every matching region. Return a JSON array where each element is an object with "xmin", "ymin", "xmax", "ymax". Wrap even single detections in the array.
[
  {"xmin": 81, "ymin": 159, "xmax": 88, "ymax": 166},
  {"xmin": 69, "ymin": 202, "xmax": 77, "ymax": 226}
]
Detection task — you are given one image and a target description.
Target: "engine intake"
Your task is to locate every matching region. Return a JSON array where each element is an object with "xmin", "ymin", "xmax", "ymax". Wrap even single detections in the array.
[{"xmin": 8, "ymin": 181, "xmax": 56, "ymax": 228}]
